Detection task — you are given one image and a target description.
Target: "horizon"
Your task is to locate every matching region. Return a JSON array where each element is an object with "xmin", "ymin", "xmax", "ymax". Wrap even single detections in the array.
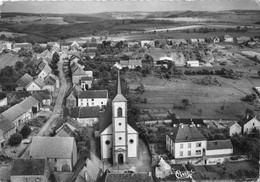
[{"xmin": 0, "ymin": 0, "xmax": 259, "ymax": 14}]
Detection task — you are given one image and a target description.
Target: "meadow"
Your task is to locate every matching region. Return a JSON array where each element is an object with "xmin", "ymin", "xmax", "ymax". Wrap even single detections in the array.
[{"xmin": 0, "ymin": 54, "xmax": 23, "ymax": 69}]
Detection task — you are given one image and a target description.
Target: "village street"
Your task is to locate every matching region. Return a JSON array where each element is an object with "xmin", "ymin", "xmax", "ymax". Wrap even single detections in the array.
[{"xmin": 20, "ymin": 54, "xmax": 69, "ymax": 158}]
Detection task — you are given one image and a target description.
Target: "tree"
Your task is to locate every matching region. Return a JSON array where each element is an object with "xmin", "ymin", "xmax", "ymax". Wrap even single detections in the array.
[
  {"xmin": 182, "ymin": 98, "xmax": 191, "ymax": 109},
  {"xmin": 19, "ymin": 124, "xmax": 31, "ymax": 139},
  {"xmin": 14, "ymin": 61, "xmax": 24, "ymax": 71},
  {"xmin": 8, "ymin": 133, "xmax": 23, "ymax": 146},
  {"xmin": 52, "ymin": 52, "xmax": 60, "ymax": 64}
]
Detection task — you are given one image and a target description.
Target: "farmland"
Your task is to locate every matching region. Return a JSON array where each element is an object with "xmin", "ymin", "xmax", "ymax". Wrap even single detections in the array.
[
  {"xmin": 128, "ymin": 74, "xmax": 260, "ymax": 120},
  {"xmin": 0, "ymin": 54, "xmax": 23, "ymax": 69}
]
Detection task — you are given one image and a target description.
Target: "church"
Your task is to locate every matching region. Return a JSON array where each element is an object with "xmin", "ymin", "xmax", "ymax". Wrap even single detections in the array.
[{"xmin": 99, "ymin": 70, "xmax": 138, "ymax": 165}]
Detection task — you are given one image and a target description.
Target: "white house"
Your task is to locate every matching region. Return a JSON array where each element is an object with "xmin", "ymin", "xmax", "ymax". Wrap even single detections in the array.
[
  {"xmin": 141, "ymin": 40, "xmax": 155, "ymax": 47},
  {"xmin": 26, "ymin": 78, "xmax": 45, "ymax": 92},
  {"xmin": 77, "ymin": 90, "xmax": 108, "ymax": 108},
  {"xmin": 38, "ymin": 64, "xmax": 52, "ymax": 81},
  {"xmin": 186, "ymin": 60, "xmax": 199, "ymax": 67},
  {"xmin": 227, "ymin": 121, "xmax": 242, "ymax": 136},
  {"xmin": 30, "ymin": 136, "xmax": 77, "ymax": 172},
  {"xmin": 43, "ymin": 74, "xmax": 58, "ymax": 92},
  {"xmin": 166, "ymin": 123, "xmax": 207, "ymax": 160},
  {"xmin": 64, "ymin": 106, "xmax": 100, "ymax": 127},
  {"xmin": 224, "ymin": 34, "xmax": 234, "ymax": 42},
  {"xmin": 15, "ymin": 73, "xmax": 33, "ymax": 91},
  {"xmin": 213, "ymin": 37, "xmax": 220, "ymax": 43},
  {"xmin": 240, "ymin": 117, "xmax": 260, "ymax": 134},
  {"xmin": 120, "ymin": 59, "xmax": 142, "ymax": 69},
  {"xmin": 32, "ymin": 90, "xmax": 52, "ymax": 111},
  {"xmin": 80, "ymin": 76, "xmax": 93, "ymax": 90},
  {"xmin": 99, "ymin": 71, "xmax": 138, "ymax": 165},
  {"xmin": 155, "ymin": 157, "xmax": 172, "ymax": 179}
]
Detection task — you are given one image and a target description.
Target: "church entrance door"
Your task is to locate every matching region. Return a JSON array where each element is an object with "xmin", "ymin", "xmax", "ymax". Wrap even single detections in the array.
[{"xmin": 118, "ymin": 154, "xmax": 124, "ymax": 164}]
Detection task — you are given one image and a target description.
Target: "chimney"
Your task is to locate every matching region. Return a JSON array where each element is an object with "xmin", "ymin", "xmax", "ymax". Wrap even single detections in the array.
[{"xmin": 180, "ymin": 123, "xmax": 184, "ymax": 128}]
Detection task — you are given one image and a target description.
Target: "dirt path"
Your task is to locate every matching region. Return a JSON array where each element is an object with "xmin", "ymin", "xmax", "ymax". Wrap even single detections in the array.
[{"xmin": 20, "ymin": 54, "xmax": 69, "ymax": 158}]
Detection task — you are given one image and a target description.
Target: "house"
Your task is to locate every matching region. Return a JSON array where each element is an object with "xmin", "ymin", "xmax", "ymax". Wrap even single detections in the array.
[
  {"xmin": 186, "ymin": 60, "xmax": 199, "ymax": 67},
  {"xmin": 80, "ymin": 77, "xmax": 93, "ymax": 91},
  {"xmin": 32, "ymin": 90, "xmax": 52, "ymax": 111},
  {"xmin": 38, "ymin": 64, "xmax": 52, "ymax": 81},
  {"xmin": 166, "ymin": 123, "xmax": 207, "ymax": 161},
  {"xmin": 71, "ymin": 64, "xmax": 89, "ymax": 85},
  {"xmin": 51, "ymin": 42, "xmax": 60, "ymax": 52},
  {"xmin": 191, "ymin": 39, "xmax": 198, "ymax": 43},
  {"xmin": 71, "ymin": 41, "xmax": 80, "ymax": 50},
  {"xmin": 98, "ymin": 170, "xmax": 153, "ymax": 182},
  {"xmin": 0, "ymin": 116, "xmax": 15, "ymax": 148},
  {"xmin": 29, "ymin": 136, "xmax": 77, "ymax": 172},
  {"xmin": 55, "ymin": 122, "xmax": 78, "ymax": 137},
  {"xmin": 212, "ymin": 37, "xmax": 220, "ymax": 43},
  {"xmin": 239, "ymin": 116, "xmax": 260, "ymax": 134},
  {"xmin": 0, "ymin": 96, "xmax": 7, "ymax": 107},
  {"xmin": 85, "ymin": 42, "xmax": 98, "ymax": 50},
  {"xmin": 160, "ymin": 56, "xmax": 173, "ymax": 62},
  {"xmin": 205, "ymin": 139, "xmax": 233, "ymax": 165},
  {"xmin": 64, "ymin": 106, "xmax": 99, "ymax": 126},
  {"xmin": 78, "ymin": 90, "xmax": 108, "ymax": 108},
  {"xmin": 36, "ymin": 50, "xmax": 53, "ymax": 60},
  {"xmin": 26, "ymin": 78, "xmax": 45, "ymax": 92},
  {"xmin": 127, "ymin": 41, "xmax": 139, "ymax": 47},
  {"xmin": 237, "ymin": 36, "xmax": 250, "ymax": 44},
  {"xmin": 227, "ymin": 121, "xmax": 242, "ymax": 136},
  {"xmin": 120, "ymin": 59, "xmax": 142, "ymax": 69},
  {"xmin": 43, "ymin": 74, "xmax": 58, "ymax": 92},
  {"xmin": 224, "ymin": 34, "xmax": 233, "ymax": 42},
  {"xmin": 198, "ymin": 38, "xmax": 205, "ymax": 43},
  {"xmin": 171, "ymin": 39, "xmax": 187, "ymax": 45},
  {"xmin": 65, "ymin": 88, "xmax": 77, "ymax": 108},
  {"xmin": 13, "ymin": 43, "xmax": 32, "ymax": 51},
  {"xmin": 112, "ymin": 62, "xmax": 123, "ymax": 70},
  {"xmin": 140, "ymin": 40, "xmax": 155, "ymax": 48},
  {"xmin": 15, "ymin": 73, "xmax": 33, "ymax": 91},
  {"xmin": 99, "ymin": 71, "xmax": 138, "ymax": 165},
  {"xmin": 61, "ymin": 45, "xmax": 70, "ymax": 53},
  {"xmin": 1, "ymin": 96, "xmax": 40, "ymax": 128},
  {"xmin": 155, "ymin": 157, "xmax": 172, "ymax": 179},
  {"xmin": 10, "ymin": 158, "xmax": 50, "ymax": 182}
]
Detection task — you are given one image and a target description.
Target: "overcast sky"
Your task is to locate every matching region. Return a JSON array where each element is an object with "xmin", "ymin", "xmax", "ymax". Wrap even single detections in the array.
[{"xmin": 0, "ymin": 0, "xmax": 259, "ymax": 14}]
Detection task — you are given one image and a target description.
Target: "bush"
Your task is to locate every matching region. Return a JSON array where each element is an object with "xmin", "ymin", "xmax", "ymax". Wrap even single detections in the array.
[
  {"xmin": 19, "ymin": 124, "xmax": 31, "ymax": 139},
  {"xmin": 8, "ymin": 133, "xmax": 23, "ymax": 146}
]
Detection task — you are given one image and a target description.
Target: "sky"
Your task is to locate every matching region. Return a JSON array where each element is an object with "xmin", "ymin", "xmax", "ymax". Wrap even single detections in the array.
[{"xmin": 0, "ymin": 0, "xmax": 259, "ymax": 14}]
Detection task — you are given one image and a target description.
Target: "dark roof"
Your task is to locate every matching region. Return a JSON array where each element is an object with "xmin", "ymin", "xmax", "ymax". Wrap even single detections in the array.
[
  {"xmin": 80, "ymin": 76, "xmax": 93, "ymax": 81},
  {"xmin": 64, "ymin": 107, "xmax": 100, "ymax": 118},
  {"xmin": 99, "ymin": 172, "xmax": 153, "ymax": 182},
  {"xmin": 78, "ymin": 90, "xmax": 108, "ymax": 99},
  {"xmin": 15, "ymin": 73, "xmax": 33, "ymax": 87},
  {"xmin": 56, "ymin": 124, "xmax": 77, "ymax": 137},
  {"xmin": 167, "ymin": 124, "xmax": 207, "ymax": 143},
  {"xmin": 172, "ymin": 118, "xmax": 204, "ymax": 125},
  {"xmin": 0, "ymin": 115, "xmax": 15, "ymax": 133},
  {"xmin": 99, "ymin": 102, "xmax": 113, "ymax": 134},
  {"xmin": 207, "ymin": 139, "xmax": 233, "ymax": 150},
  {"xmin": 32, "ymin": 90, "xmax": 51, "ymax": 101},
  {"xmin": 11, "ymin": 158, "xmax": 46, "ymax": 176},
  {"xmin": 238, "ymin": 114, "xmax": 255, "ymax": 127},
  {"xmin": 44, "ymin": 75, "xmax": 56, "ymax": 85}
]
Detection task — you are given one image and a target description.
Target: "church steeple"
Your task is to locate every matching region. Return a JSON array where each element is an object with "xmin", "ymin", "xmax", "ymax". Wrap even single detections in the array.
[{"xmin": 113, "ymin": 69, "xmax": 127, "ymax": 102}]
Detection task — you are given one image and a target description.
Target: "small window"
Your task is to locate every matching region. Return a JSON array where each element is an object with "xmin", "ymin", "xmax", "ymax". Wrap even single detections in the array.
[
  {"xmin": 117, "ymin": 107, "xmax": 123, "ymax": 117},
  {"xmin": 188, "ymin": 151, "xmax": 191, "ymax": 156},
  {"xmin": 92, "ymin": 99, "xmax": 94, "ymax": 101},
  {"xmin": 196, "ymin": 150, "xmax": 201, "ymax": 155},
  {"xmin": 196, "ymin": 142, "xmax": 201, "ymax": 147},
  {"xmin": 105, "ymin": 140, "xmax": 110, "ymax": 145},
  {"xmin": 54, "ymin": 158, "xmax": 57, "ymax": 162},
  {"xmin": 119, "ymin": 123, "xmax": 122, "ymax": 126},
  {"xmin": 253, "ymin": 123, "xmax": 255, "ymax": 126},
  {"xmin": 119, "ymin": 137, "xmax": 122, "ymax": 140},
  {"xmin": 180, "ymin": 151, "xmax": 183, "ymax": 156},
  {"xmin": 129, "ymin": 139, "xmax": 134, "ymax": 144},
  {"xmin": 101, "ymin": 102, "xmax": 103, "ymax": 104},
  {"xmin": 180, "ymin": 144, "xmax": 183, "ymax": 149},
  {"xmin": 188, "ymin": 143, "xmax": 191, "ymax": 148}
]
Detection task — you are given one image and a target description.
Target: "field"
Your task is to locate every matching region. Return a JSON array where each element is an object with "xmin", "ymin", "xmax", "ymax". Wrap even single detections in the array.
[
  {"xmin": 0, "ymin": 54, "xmax": 23, "ymax": 69},
  {"xmin": 129, "ymin": 74, "xmax": 260, "ymax": 120},
  {"xmin": 0, "ymin": 16, "xmax": 68, "ymax": 25}
]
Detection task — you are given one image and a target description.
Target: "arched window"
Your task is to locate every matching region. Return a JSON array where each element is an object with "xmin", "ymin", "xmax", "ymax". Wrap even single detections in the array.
[{"xmin": 117, "ymin": 107, "xmax": 122, "ymax": 117}]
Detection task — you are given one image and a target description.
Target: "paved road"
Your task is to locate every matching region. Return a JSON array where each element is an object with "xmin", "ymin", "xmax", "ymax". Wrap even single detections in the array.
[{"xmin": 20, "ymin": 55, "xmax": 69, "ymax": 158}]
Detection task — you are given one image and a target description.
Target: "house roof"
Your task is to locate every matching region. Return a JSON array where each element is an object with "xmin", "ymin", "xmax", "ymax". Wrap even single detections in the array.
[
  {"xmin": 99, "ymin": 172, "xmax": 153, "ymax": 182},
  {"xmin": 1, "ymin": 104, "xmax": 26, "ymax": 122},
  {"xmin": 56, "ymin": 123, "xmax": 77, "ymax": 137},
  {"xmin": 226, "ymin": 121, "xmax": 241, "ymax": 128},
  {"xmin": 0, "ymin": 115, "xmax": 15, "ymax": 133},
  {"xmin": 64, "ymin": 107, "xmax": 100, "ymax": 119},
  {"xmin": 120, "ymin": 60, "xmax": 142, "ymax": 67},
  {"xmin": 207, "ymin": 139, "xmax": 233, "ymax": 150},
  {"xmin": 72, "ymin": 66, "xmax": 87, "ymax": 76},
  {"xmin": 32, "ymin": 90, "xmax": 51, "ymax": 101},
  {"xmin": 41, "ymin": 64, "xmax": 52, "ymax": 75},
  {"xmin": 44, "ymin": 75, "xmax": 56, "ymax": 85},
  {"xmin": 30, "ymin": 136, "xmax": 75, "ymax": 159},
  {"xmin": 19, "ymin": 96, "xmax": 39, "ymax": 112},
  {"xmin": 167, "ymin": 124, "xmax": 207, "ymax": 143},
  {"xmin": 11, "ymin": 158, "xmax": 47, "ymax": 176},
  {"xmin": 80, "ymin": 76, "xmax": 93, "ymax": 81},
  {"xmin": 78, "ymin": 90, "xmax": 108, "ymax": 99},
  {"xmin": 224, "ymin": 34, "xmax": 233, "ymax": 39},
  {"xmin": 172, "ymin": 118, "xmax": 204, "ymax": 125},
  {"xmin": 15, "ymin": 73, "xmax": 33, "ymax": 87},
  {"xmin": 238, "ymin": 115, "xmax": 258, "ymax": 127},
  {"xmin": 32, "ymin": 78, "xmax": 45, "ymax": 88}
]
